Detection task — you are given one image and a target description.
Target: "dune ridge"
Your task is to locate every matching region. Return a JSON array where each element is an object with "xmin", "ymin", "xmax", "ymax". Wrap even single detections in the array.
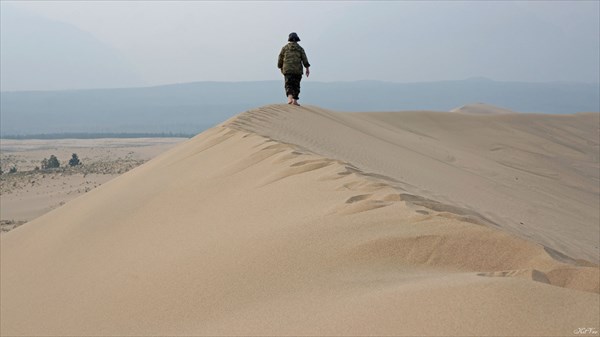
[
  {"xmin": 1, "ymin": 105, "xmax": 598, "ymax": 336},
  {"xmin": 227, "ymin": 105, "xmax": 600, "ymax": 264},
  {"xmin": 450, "ymin": 102, "xmax": 516, "ymax": 114}
]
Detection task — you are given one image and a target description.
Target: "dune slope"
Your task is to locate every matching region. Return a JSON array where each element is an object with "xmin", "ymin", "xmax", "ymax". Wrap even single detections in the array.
[
  {"xmin": 1, "ymin": 105, "xmax": 598, "ymax": 336},
  {"xmin": 230, "ymin": 105, "xmax": 599, "ymax": 264}
]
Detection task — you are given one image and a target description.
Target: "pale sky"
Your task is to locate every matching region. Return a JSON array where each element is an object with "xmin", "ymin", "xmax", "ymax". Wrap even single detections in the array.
[{"xmin": 1, "ymin": 1, "xmax": 599, "ymax": 90}]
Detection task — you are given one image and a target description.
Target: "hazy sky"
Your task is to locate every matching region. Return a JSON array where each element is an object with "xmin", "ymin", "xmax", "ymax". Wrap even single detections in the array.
[{"xmin": 2, "ymin": 1, "xmax": 599, "ymax": 91}]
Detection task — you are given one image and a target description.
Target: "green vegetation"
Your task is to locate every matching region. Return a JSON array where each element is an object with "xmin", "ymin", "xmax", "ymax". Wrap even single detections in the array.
[
  {"xmin": 41, "ymin": 155, "xmax": 60, "ymax": 169},
  {"xmin": 68, "ymin": 153, "xmax": 81, "ymax": 167}
]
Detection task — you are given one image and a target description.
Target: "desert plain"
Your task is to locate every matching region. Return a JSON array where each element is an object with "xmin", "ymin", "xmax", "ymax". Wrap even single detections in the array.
[{"xmin": 0, "ymin": 138, "xmax": 185, "ymax": 232}]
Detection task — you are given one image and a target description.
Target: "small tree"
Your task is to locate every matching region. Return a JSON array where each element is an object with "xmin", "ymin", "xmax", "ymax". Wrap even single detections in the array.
[
  {"xmin": 48, "ymin": 155, "xmax": 60, "ymax": 168},
  {"xmin": 68, "ymin": 153, "xmax": 81, "ymax": 167},
  {"xmin": 42, "ymin": 155, "xmax": 60, "ymax": 169}
]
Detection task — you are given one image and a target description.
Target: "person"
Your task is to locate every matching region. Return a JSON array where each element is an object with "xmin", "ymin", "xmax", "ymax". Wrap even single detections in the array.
[{"xmin": 278, "ymin": 32, "xmax": 310, "ymax": 106}]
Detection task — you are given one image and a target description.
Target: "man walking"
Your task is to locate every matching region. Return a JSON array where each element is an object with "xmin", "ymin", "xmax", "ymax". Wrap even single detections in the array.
[{"xmin": 278, "ymin": 32, "xmax": 310, "ymax": 106}]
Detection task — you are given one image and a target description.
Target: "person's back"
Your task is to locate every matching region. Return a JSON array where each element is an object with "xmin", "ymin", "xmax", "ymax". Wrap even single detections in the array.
[
  {"xmin": 278, "ymin": 32, "xmax": 310, "ymax": 106},
  {"xmin": 280, "ymin": 42, "xmax": 308, "ymax": 75}
]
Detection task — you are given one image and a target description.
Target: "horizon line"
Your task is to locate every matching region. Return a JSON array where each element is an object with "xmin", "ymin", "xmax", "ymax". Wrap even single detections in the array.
[{"xmin": 3, "ymin": 77, "xmax": 600, "ymax": 94}]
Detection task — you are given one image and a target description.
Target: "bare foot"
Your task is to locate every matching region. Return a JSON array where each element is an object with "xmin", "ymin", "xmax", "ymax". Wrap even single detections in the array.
[{"xmin": 292, "ymin": 101, "xmax": 300, "ymax": 106}]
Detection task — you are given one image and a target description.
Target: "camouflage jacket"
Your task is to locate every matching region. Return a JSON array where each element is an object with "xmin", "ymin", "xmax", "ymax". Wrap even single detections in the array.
[{"xmin": 278, "ymin": 42, "xmax": 310, "ymax": 75}]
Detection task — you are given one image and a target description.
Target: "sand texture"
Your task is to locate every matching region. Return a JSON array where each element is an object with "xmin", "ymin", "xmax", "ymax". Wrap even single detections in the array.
[{"xmin": 1, "ymin": 105, "xmax": 598, "ymax": 336}]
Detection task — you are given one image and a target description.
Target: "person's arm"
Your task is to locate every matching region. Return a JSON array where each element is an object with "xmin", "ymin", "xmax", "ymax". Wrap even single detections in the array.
[
  {"xmin": 301, "ymin": 48, "xmax": 310, "ymax": 77},
  {"xmin": 277, "ymin": 47, "xmax": 285, "ymax": 71}
]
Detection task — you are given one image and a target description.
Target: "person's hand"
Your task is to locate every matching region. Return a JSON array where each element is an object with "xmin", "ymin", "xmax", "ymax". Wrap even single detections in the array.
[{"xmin": 305, "ymin": 68, "xmax": 310, "ymax": 77}]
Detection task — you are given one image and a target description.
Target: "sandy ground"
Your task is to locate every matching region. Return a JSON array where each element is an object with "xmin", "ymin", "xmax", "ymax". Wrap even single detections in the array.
[
  {"xmin": 1, "ymin": 105, "xmax": 598, "ymax": 336},
  {"xmin": 0, "ymin": 138, "xmax": 185, "ymax": 232},
  {"xmin": 232, "ymin": 105, "xmax": 600, "ymax": 264}
]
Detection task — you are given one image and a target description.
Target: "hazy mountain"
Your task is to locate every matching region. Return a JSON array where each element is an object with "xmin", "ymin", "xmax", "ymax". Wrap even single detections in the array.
[
  {"xmin": 0, "ymin": 4, "xmax": 144, "ymax": 91},
  {"xmin": 1, "ymin": 79, "xmax": 598, "ymax": 136}
]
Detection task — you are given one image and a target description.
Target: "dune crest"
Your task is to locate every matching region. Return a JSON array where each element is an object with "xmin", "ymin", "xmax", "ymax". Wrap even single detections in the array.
[
  {"xmin": 227, "ymin": 104, "xmax": 599, "ymax": 264},
  {"xmin": 1, "ymin": 105, "xmax": 598, "ymax": 336},
  {"xmin": 450, "ymin": 102, "xmax": 516, "ymax": 114}
]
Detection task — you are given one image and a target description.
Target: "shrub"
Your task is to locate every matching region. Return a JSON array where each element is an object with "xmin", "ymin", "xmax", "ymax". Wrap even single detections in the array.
[
  {"xmin": 69, "ymin": 153, "xmax": 81, "ymax": 167},
  {"xmin": 9, "ymin": 166, "xmax": 17, "ymax": 174},
  {"xmin": 42, "ymin": 155, "xmax": 60, "ymax": 169}
]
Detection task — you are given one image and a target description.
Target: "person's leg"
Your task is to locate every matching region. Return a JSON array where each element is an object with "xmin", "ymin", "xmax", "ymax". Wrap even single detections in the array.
[
  {"xmin": 291, "ymin": 74, "xmax": 301, "ymax": 105},
  {"xmin": 284, "ymin": 75, "xmax": 294, "ymax": 104}
]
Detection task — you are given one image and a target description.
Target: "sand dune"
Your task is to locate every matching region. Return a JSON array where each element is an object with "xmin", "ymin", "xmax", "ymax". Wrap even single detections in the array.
[
  {"xmin": 1, "ymin": 105, "xmax": 598, "ymax": 336},
  {"xmin": 450, "ymin": 102, "xmax": 516, "ymax": 114},
  {"xmin": 230, "ymin": 105, "xmax": 599, "ymax": 264}
]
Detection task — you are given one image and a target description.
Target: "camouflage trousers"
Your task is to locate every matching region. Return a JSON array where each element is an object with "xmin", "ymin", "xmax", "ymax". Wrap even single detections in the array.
[{"xmin": 284, "ymin": 74, "xmax": 302, "ymax": 100}]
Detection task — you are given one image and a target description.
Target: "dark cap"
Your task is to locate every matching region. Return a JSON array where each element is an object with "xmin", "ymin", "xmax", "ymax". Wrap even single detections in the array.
[{"xmin": 288, "ymin": 32, "xmax": 300, "ymax": 42}]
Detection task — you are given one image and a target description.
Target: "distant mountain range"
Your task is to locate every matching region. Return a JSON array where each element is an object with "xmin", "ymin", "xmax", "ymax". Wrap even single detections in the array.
[{"xmin": 1, "ymin": 78, "xmax": 598, "ymax": 136}]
